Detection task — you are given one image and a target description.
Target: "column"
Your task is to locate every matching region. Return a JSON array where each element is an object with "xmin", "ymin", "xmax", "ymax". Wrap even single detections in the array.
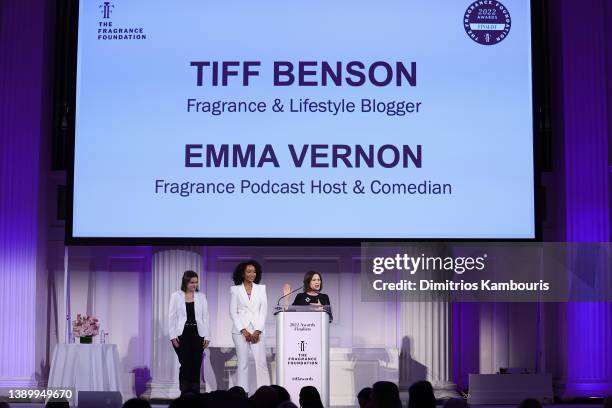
[
  {"xmin": 146, "ymin": 247, "xmax": 203, "ymax": 399},
  {"xmin": 399, "ymin": 299, "xmax": 459, "ymax": 398},
  {"xmin": 0, "ymin": 0, "xmax": 49, "ymax": 389},
  {"xmin": 560, "ymin": 0, "xmax": 612, "ymax": 398}
]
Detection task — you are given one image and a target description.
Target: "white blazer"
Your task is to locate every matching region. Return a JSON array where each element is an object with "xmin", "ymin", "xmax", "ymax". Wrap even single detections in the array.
[
  {"xmin": 168, "ymin": 290, "xmax": 210, "ymax": 340},
  {"xmin": 229, "ymin": 283, "xmax": 268, "ymax": 334}
]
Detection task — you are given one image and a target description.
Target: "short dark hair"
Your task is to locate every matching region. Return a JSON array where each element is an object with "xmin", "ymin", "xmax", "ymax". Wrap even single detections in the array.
[
  {"xmin": 518, "ymin": 399, "xmax": 542, "ymax": 408},
  {"xmin": 232, "ymin": 260, "xmax": 262, "ymax": 285},
  {"xmin": 357, "ymin": 387, "xmax": 372, "ymax": 400},
  {"xmin": 121, "ymin": 398, "xmax": 152, "ymax": 408},
  {"xmin": 270, "ymin": 385, "xmax": 291, "ymax": 403},
  {"xmin": 44, "ymin": 400, "xmax": 69, "ymax": 408},
  {"xmin": 408, "ymin": 380, "xmax": 435, "ymax": 408},
  {"xmin": 299, "ymin": 386, "xmax": 323, "ymax": 408},
  {"xmin": 228, "ymin": 386, "xmax": 248, "ymax": 400},
  {"xmin": 373, "ymin": 381, "xmax": 401, "ymax": 408},
  {"xmin": 303, "ymin": 271, "xmax": 323, "ymax": 292},
  {"xmin": 357, "ymin": 387, "xmax": 372, "ymax": 407},
  {"xmin": 180, "ymin": 270, "xmax": 199, "ymax": 292}
]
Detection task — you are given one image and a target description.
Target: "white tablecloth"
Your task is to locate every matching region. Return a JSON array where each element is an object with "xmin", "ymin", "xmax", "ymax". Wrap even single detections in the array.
[{"xmin": 48, "ymin": 344, "xmax": 122, "ymax": 398}]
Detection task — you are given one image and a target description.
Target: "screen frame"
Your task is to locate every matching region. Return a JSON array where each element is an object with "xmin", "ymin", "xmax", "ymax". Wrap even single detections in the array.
[{"xmin": 65, "ymin": 0, "xmax": 545, "ymax": 246}]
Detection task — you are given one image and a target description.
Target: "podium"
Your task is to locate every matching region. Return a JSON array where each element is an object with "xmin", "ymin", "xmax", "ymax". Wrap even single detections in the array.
[{"xmin": 274, "ymin": 305, "xmax": 331, "ymax": 407}]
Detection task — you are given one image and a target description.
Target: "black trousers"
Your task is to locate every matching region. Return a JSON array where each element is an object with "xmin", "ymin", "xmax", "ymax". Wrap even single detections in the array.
[{"xmin": 173, "ymin": 324, "xmax": 203, "ymax": 391}]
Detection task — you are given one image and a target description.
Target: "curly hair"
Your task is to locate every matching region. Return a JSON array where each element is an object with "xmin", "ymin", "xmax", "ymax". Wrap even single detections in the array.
[
  {"xmin": 303, "ymin": 270, "xmax": 323, "ymax": 292},
  {"xmin": 232, "ymin": 260, "xmax": 262, "ymax": 285}
]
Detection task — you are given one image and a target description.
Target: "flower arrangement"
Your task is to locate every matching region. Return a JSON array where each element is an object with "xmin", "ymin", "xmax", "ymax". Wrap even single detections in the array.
[{"xmin": 72, "ymin": 314, "xmax": 100, "ymax": 338}]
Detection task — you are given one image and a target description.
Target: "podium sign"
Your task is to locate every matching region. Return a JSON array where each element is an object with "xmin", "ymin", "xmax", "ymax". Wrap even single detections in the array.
[{"xmin": 275, "ymin": 305, "xmax": 330, "ymax": 407}]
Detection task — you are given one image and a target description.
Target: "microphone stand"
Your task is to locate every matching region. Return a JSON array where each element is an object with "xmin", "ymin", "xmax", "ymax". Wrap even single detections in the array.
[{"xmin": 277, "ymin": 286, "xmax": 302, "ymax": 305}]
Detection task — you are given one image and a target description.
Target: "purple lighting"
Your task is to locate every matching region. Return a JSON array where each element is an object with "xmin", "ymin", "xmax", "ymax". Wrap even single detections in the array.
[
  {"xmin": 560, "ymin": 0, "xmax": 612, "ymax": 398},
  {"xmin": 0, "ymin": 0, "xmax": 51, "ymax": 387}
]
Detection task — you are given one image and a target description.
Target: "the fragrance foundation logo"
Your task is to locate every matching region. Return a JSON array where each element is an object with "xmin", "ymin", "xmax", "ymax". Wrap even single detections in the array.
[
  {"xmin": 96, "ymin": 1, "xmax": 147, "ymax": 41},
  {"xmin": 99, "ymin": 2, "xmax": 114, "ymax": 19},
  {"xmin": 287, "ymin": 339, "xmax": 318, "ymax": 366},
  {"xmin": 464, "ymin": 1, "xmax": 511, "ymax": 45}
]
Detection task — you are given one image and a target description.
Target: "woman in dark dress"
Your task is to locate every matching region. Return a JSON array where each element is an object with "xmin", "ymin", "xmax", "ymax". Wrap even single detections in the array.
[{"xmin": 292, "ymin": 271, "xmax": 332, "ymax": 321}]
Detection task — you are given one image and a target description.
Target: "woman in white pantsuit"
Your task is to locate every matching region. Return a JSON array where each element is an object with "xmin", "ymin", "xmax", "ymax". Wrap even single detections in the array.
[{"xmin": 229, "ymin": 260, "xmax": 270, "ymax": 393}]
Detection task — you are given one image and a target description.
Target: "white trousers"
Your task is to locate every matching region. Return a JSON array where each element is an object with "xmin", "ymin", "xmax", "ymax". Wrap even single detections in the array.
[{"xmin": 232, "ymin": 327, "xmax": 270, "ymax": 393}]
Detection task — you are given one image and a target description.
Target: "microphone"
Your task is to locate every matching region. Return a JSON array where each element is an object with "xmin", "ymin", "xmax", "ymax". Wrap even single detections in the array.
[{"xmin": 276, "ymin": 285, "xmax": 302, "ymax": 305}]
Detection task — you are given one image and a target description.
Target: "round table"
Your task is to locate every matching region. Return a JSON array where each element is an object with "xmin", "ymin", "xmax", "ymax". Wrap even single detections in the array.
[{"xmin": 47, "ymin": 343, "xmax": 122, "ymax": 404}]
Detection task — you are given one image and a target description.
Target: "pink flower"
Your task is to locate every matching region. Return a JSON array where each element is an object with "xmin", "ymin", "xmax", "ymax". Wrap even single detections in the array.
[{"xmin": 72, "ymin": 313, "xmax": 101, "ymax": 337}]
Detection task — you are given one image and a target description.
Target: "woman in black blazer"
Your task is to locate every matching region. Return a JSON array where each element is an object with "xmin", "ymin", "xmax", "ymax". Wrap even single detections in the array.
[{"xmin": 292, "ymin": 271, "xmax": 332, "ymax": 321}]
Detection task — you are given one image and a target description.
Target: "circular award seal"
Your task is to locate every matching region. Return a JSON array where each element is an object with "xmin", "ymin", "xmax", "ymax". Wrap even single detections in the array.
[{"xmin": 464, "ymin": 1, "xmax": 512, "ymax": 45}]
